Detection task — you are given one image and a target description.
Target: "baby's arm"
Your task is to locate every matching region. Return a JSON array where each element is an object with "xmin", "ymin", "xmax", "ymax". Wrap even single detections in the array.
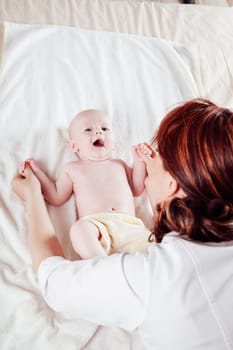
[
  {"xmin": 131, "ymin": 143, "xmax": 153, "ymax": 196},
  {"xmin": 21, "ymin": 159, "xmax": 73, "ymax": 206}
]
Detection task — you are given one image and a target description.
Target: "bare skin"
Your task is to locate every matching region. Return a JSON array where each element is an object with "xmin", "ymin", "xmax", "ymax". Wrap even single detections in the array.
[
  {"xmin": 12, "ymin": 167, "xmax": 64, "ymax": 271},
  {"xmin": 21, "ymin": 110, "xmax": 148, "ymax": 258},
  {"xmin": 30, "ymin": 159, "xmax": 137, "ymax": 217},
  {"xmin": 12, "ymin": 142, "xmax": 180, "ymax": 272}
]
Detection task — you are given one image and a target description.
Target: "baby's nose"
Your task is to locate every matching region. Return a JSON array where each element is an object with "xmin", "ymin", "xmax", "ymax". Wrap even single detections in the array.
[{"xmin": 95, "ymin": 129, "xmax": 103, "ymax": 134}]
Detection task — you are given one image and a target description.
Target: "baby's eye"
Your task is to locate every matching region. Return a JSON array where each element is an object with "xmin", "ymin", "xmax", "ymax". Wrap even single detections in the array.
[
  {"xmin": 102, "ymin": 127, "xmax": 110, "ymax": 131},
  {"xmin": 85, "ymin": 128, "xmax": 91, "ymax": 132}
]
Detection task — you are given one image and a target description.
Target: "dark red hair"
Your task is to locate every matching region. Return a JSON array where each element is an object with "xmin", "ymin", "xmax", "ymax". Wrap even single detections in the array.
[{"xmin": 151, "ymin": 99, "xmax": 233, "ymax": 243}]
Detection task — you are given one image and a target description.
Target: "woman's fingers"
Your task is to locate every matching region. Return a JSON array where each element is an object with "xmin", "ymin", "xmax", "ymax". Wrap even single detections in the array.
[
  {"xmin": 19, "ymin": 159, "xmax": 34, "ymax": 176},
  {"xmin": 142, "ymin": 143, "xmax": 157, "ymax": 157},
  {"xmin": 12, "ymin": 165, "xmax": 41, "ymax": 201},
  {"xmin": 11, "ymin": 173, "xmax": 26, "ymax": 200}
]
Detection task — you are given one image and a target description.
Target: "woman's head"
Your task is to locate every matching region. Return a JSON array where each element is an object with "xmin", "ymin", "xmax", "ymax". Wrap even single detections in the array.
[{"xmin": 150, "ymin": 99, "xmax": 233, "ymax": 243}]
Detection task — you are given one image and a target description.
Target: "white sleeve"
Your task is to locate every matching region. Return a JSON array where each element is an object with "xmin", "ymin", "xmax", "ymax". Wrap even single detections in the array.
[{"xmin": 37, "ymin": 253, "xmax": 150, "ymax": 331}]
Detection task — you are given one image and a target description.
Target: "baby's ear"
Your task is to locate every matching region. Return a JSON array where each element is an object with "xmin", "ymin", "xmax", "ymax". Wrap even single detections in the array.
[{"xmin": 68, "ymin": 139, "xmax": 79, "ymax": 153}]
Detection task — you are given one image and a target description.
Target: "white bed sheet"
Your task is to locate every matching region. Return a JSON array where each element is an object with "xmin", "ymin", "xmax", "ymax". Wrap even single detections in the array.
[
  {"xmin": 1, "ymin": 1, "xmax": 233, "ymax": 349},
  {"xmin": 0, "ymin": 22, "xmax": 197, "ymax": 350}
]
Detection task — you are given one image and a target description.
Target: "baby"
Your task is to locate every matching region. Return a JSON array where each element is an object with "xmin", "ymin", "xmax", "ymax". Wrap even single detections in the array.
[{"xmin": 22, "ymin": 109, "xmax": 151, "ymax": 258}]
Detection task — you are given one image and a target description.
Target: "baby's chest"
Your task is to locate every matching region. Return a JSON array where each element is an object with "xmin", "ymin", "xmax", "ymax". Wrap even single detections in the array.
[{"xmin": 71, "ymin": 162, "xmax": 128, "ymax": 188}]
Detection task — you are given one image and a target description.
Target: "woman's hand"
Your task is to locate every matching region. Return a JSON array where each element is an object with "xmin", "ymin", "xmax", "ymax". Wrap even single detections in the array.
[
  {"xmin": 12, "ymin": 164, "xmax": 64, "ymax": 271},
  {"xmin": 12, "ymin": 164, "xmax": 42, "ymax": 202}
]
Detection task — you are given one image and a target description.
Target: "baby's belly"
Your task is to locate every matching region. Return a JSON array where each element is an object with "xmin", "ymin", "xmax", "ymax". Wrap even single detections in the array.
[{"xmin": 76, "ymin": 197, "xmax": 136, "ymax": 218}]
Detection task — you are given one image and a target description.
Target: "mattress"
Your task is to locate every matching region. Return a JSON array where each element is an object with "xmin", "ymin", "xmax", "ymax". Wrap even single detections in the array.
[{"xmin": 0, "ymin": 1, "xmax": 233, "ymax": 350}]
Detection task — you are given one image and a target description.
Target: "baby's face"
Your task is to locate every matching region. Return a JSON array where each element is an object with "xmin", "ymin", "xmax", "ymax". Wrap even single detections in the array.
[{"xmin": 70, "ymin": 111, "xmax": 115, "ymax": 161}]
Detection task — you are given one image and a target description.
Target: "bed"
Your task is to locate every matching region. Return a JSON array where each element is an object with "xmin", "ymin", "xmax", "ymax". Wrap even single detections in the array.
[{"xmin": 0, "ymin": 1, "xmax": 233, "ymax": 349}]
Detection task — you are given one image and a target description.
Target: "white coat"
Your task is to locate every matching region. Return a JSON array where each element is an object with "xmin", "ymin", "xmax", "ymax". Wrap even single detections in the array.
[{"xmin": 38, "ymin": 233, "xmax": 233, "ymax": 350}]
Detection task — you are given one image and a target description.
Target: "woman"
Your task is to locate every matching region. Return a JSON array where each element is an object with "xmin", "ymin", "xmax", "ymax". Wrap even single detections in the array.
[{"xmin": 12, "ymin": 99, "xmax": 233, "ymax": 349}]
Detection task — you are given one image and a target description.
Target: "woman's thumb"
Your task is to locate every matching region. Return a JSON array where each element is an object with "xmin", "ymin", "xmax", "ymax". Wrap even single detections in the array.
[{"xmin": 21, "ymin": 163, "xmax": 32, "ymax": 178}]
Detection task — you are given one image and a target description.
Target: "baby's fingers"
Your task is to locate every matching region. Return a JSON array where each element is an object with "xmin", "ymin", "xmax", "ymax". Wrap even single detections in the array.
[{"xmin": 138, "ymin": 143, "xmax": 157, "ymax": 157}]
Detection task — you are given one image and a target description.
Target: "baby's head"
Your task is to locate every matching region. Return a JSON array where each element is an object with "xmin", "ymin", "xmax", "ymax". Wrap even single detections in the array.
[{"xmin": 68, "ymin": 109, "xmax": 115, "ymax": 161}]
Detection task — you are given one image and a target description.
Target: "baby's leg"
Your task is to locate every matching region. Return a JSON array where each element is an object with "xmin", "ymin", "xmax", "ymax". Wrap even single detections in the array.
[{"xmin": 70, "ymin": 219, "xmax": 107, "ymax": 259}]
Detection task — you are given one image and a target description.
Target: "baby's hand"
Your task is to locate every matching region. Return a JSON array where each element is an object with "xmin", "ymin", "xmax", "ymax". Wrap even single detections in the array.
[
  {"xmin": 132, "ymin": 143, "xmax": 153, "ymax": 161},
  {"xmin": 19, "ymin": 158, "xmax": 41, "ymax": 176}
]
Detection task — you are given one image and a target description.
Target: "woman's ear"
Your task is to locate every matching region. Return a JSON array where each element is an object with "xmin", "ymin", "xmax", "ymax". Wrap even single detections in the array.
[
  {"xmin": 68, "ymin": 139, "xmax": 79, "ymax": 153},
  {"xmin": 168, "ymin": 176, "xmax": 186, "ymax": 199}
]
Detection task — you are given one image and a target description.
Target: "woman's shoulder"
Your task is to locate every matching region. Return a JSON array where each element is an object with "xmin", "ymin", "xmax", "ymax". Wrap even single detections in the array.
[
  {"xmin": 147, "ymin": 233, "xmax": 233, "ymax": 282},
  {"xmin": 149, "ymin": 233, "xmax": 233, "ymax": 258}
]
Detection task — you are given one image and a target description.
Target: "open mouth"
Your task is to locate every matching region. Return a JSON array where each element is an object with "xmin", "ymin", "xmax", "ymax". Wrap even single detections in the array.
[{"xmin": 93, "ymin": 139, "xmax": 105, "ymax": 147}]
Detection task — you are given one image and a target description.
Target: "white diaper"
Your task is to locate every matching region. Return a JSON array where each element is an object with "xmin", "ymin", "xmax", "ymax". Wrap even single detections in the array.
[{"xmin": 79, "ymin": 212, "xmax": 151, "ymax": 254}]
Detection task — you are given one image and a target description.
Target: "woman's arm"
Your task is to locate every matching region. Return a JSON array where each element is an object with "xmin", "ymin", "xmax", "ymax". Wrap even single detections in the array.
[
  {"xmin": 12, "ymin": 166, "xmax": 64, "ymax": 271},
  {"xmin": 12, "ymin": 165, "xmax": 149, "ymax": 330},
  {"xmin": 38, "ymin": 252, "xmax": 149, "ymax": 331}
]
